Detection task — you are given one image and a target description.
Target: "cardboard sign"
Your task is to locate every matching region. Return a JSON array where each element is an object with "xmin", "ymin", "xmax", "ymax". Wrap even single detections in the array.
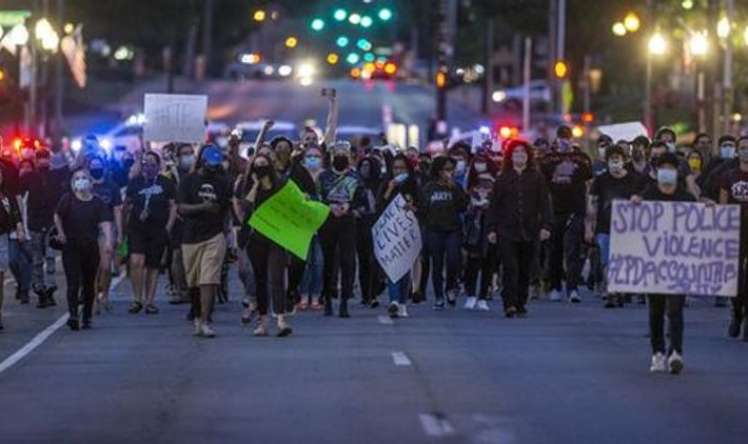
[
  {"xmin": 248, "ymin": 181, "xmax": 330, "ymax": 260},
  {"xmin": 597, "ymin": 122, "xmax": 649, "ymax": 142},
  {"xmin": 143, "ymin": 94, "xmax": 207, "ymax": 143},
  {"xmin": 372, "ymin": 194, "xmax": 422, "ymax": 282},
  {"xmin": 608, "ymin": 200, "xmax": 741, "ymax": 297}
]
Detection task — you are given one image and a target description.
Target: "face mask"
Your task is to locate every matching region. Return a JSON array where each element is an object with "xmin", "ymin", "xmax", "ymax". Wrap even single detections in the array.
[
  {"xmin": 20, "ymin": 168, "xmax": 32, "ymax": 176},
  {"xmin": 394, "ymin": 173, "xmax": 408, "ymax": 184},
  {"xmin": 90, "ymin": 168, "xmax": 104, "ymax": 180},
  {"xmin": 557, "ymin": 140, "xmax": 571, "ymax": 153},
  {"xmin": 37, "ymin": 160, "xmax": 50, "ymax": 170},
  {"xmin": 419, "ymin": 161, "xmax": 431, "ymax": 173},
  {"xmin": 657, "ymin": 168, "xmax": 677, "ymax": 186},
  {"xmin": 254, "ymin": 165, "xmax": 273, "ymax": 178},
  {"xmin": 143, "ymin": 164, "xmax": 159, "ymax": 179},
  {"xmin": 738, "ymin": 148, "xmax": 748, "ymax": 162},
  {"xmin": 73, "ymin": 177, "xmax": 91, "ymax": 192},
  {"xmin": 124, "ymin": 158, "xmax": 135, "ymax": 169},
  {"xmin": 359, "ymin": 164, "xmax": 371, "ymax": 179},
  {"xmin": 666, "ymin": 142, "xmax": 676, "ymax": 153},
  {"xmin": 632, "ymin": 149, "xmax": 644, "ymax": 163},
  {"xmin": 688, "ymin": 158, "xmax": 702, "ymax": 172},
  {"xmin": 21, "ymin": 149, "xmax": 34, "ymax": 160},
  {"xmin": 512, "ymin": 151, "xmax": 528, "ymax": 168},
  {"xmin": 333, "ymin": 156, "xmax": 349, "ymax": 172},
  {"xmin": 608, "ymin": 160, "xmax": 624, "ymax": 174},
  {"xmin": 454, "ymin": 160, "xmax": 466, "ymax": 175},
  {"xmin": 720, "ymin": 145, "xmax": 736, "ymax": 159},
  {"xmin": 598, "ymin": 148, "xmax": 607, "ymax": 159},
  {"xmin": 179, "ymin": 155, "xmax": 196, "ymax": 170},
  {"xmin": 474, "ymin": 162, "xmax": 487, "ymax": 173},
  {"xmin": 204, "ymin": 164, "xmax": 223, "ymax": 176},
  {"xmin": 380, "ymin": 165, "xmax": 387, "ymax": 175},
  {"xmin": 304, "ymin": 156, "xmax": 321, "ymax": 170}
]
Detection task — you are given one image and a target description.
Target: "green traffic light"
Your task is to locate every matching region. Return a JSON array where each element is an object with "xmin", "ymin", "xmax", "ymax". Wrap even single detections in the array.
[
  {"xmin": 334, "ymin": 9, "xmax": 347, "ymax": 21},
  {"xmin": 378, "ymin": 8, "xmax": 392, "ymax": 21},
  {"xmin": 311, "ymin": 18, "xmax": 325, "ymax": 31},
  {"xmin": 336, "ymin": 36, "xmax": 349, "ymax": 48}
]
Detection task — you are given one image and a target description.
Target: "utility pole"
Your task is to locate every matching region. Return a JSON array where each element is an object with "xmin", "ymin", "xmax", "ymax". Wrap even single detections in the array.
[
  {"xmin": 643, "ymin": 0, "xmax": 654, "ymax": 134},
  {"xmin": 722, "ymin": 0, "xmax": 735, "ymax": 135},
  {"xmin": 54, "ymin": 0, "xmax": 64, "ymax": 137},
  {"xmin": 548, "ymin": 0, "xmax": 557, "ymax": 113},
  {"xmin": 556, "ymin": 0, "xmax": 566, "ymax": 115},
  {"xmin": 522, "ymin": 37, "xmax": 532, "ymax": 134},
  {"xmin": 481, "ymin": 16, "xmax": 494, "ymax": 114},
  {"xmin": 435, "ymin": 0, "xmax": 456, "ymax": 124}
]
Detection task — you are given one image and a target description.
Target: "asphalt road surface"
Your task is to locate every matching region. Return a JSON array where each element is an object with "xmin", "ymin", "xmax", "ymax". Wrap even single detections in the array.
[{"xmin": 1, "ymin": 269, "xmax": 747, "ymax": 444}]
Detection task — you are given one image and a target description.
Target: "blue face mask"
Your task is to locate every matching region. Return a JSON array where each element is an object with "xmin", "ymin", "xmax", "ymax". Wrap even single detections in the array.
[
  {"xmin": 720, "ymin": 145, "xmax": 736, "ymax": 159},
  {"xmin": 304, "ymin": 156, "xmax": 321, "ymax": 170},
  {"xmin": 657, "ymin": 168, "xmax": 677, "ymax": 186},
  {"xmin": 394, "ymin": 173, "xmax": 409, "ymax": 184}
]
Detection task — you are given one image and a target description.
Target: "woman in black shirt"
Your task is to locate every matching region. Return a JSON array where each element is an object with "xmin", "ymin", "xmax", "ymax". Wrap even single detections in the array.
[
  {"xmin": 54, "ymin": 168, "xmax": 113, "ymax": 330},
  {"xmin": 0, "ymin": 167, "xmax": 25, "ymax": 331},
  {"xmin": 241, "ymin": 154, "xmax": 292, "ymax": 337}
]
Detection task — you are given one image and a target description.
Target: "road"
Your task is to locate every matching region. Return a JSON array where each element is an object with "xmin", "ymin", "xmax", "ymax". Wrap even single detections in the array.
[{"xmin": 1, "ymin": 269, "xmax": 747, "ymax": 443}]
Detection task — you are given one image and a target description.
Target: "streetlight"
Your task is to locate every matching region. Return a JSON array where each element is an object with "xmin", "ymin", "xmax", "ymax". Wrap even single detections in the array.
[
  {"xmin": 285, "ymin": 36, "xmax": 298, "ymax": 48},
  {"xmin": 717, "ymin": 17, "xmax": 731, "ymax": 39},
  {"xmin": 624, "ymin": 12, "xmax": 640, "ymax": 33},
  {"xmin": 612, "ymin": 22, "xmax": 627, "ymax": 37},
  {"xmin": 688, "ymin": 31, "xmax": 709, "ymax": 132},
  {"xmin": 648, "ymin": 33, "xmax": 667, "ymax": 56},
  {"xmin": 253, "ymin": 10, "xmax": 266, "ymax": 22},
  {"xmin": 689, "ymin": 31, "xmax": 709, "ymax": 56},
  {"xmin": 644, "ymin": 33, "xmax": 668, "ymax": 133}
]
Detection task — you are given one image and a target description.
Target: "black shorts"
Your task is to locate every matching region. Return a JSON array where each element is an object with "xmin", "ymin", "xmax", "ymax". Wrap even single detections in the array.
[{"xmin": 128, "ymin": 227, "xmax": 168, "ymax": 268}]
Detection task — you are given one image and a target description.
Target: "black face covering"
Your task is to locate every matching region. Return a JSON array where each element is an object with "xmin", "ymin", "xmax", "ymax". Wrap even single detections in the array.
[
  {"xmin": 632, "ymin": 149, "xmax": 644, "ymax": 163},
  {"xmin": 204, "ymin": 165, "xmax": 223, "ymax": 176},
  {"xmin": 333, "ymin": 156, "xmax": 349, "ymax": 171},
  {"xmin": 255, "ymin": 165, "xmax": 273, "ymax": 178},
  {"xmin": 90, "ymin": 168, "xmax": 104, "ymax": 180}
]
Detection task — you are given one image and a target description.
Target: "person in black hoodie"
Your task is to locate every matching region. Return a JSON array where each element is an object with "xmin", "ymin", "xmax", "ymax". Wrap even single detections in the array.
[
  {"xmin": 487, "ymin": 140, "xmax": 552, "ymax": 317},
  {"xmin": 418, "ymin": 156, "xmax": 468, "ymax": 309},
  {"xmin": 355, "ymin": 156, "xmax": 384, "ymax": 307},
  {"xmin": 0, "ymin": 166, "xmax": 25, "ymax": 331}
]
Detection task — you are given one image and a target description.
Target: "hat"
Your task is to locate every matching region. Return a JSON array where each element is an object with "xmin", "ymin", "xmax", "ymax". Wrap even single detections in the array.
[
  {"xmin": 49, "ymin": 152, "xmax": 68, "ymax": 170},
  {"xmin": 201, "ymin": 145, "xmax": 223, "ymax": 167}
]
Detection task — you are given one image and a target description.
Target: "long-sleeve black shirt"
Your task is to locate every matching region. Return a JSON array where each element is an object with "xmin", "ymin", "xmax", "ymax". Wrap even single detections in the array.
[
  {"xmin": 487, "ymin": 168, "xmax": 552, "ymax": 242},
  {"xmin": 417, "ymin": 180, "xmax": 468, "ymax": 232}
]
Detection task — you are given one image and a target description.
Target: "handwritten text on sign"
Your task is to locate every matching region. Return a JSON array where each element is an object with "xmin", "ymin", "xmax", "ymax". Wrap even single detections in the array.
[
  {"xmin": 372, "ymin": 194, "xmax": 422, "ymax": 282},
  {"xmin": 608, "ymin": 200, "xmax": 741, "ymax": 297},
  {"xmin": 143, "ymin": 94, "xmax": 207, "ymax": 143}
]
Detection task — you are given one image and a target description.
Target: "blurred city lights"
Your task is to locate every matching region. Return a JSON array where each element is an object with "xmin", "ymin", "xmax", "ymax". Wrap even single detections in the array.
[
  {"xmin": 378, "ymin": 8, "xmax": 393, "ymax": 21},
  {"xmin": 311, "ymin": 18, "xmax": 325, "ymax": 31},
  {"xmin": 624, "ymin": 12, "xmax": 640, "ymax": 33},
  {"xmin": 384, "ymin": 62, "xmax": 397, "ymax": 75},
  {"xmin": 327, "ymin": 53, "xmax": 339, "ymax": 65},
  {"xmin": 336, "ymin": 36, "xmax": 349, "ymax": 47},
  {"xmin": 717, "ymin": 17, "xmax": 731, "ymax": 39},
  {"xmin": 492, "ymin": 90, "xmax": 507, "ymax": 103},
  {"xmin": 689, "ymin": 31, "xmax": 709, "ymax": 57},
  {"xmin": 278, "ymin": 65, "xmax": 293, "ymax": 77},
  {"xmin": 240, "ymin": 53, "xmax": 261, "ymax": 64},
  {"xmin": 346, "ymin": 52, "xmax": 360, "ymax": 64},
  {"xmin": 363, "ymin": 52, "xmax": 376, "ymax": 62},
  {"xmin": 349, "ymin": 13, "xmax": 361, "ymax": 25},
  {"xmin": 682, "ymin": 0, "xmax": 694, "ymax": 10},
  {"xmin": 334, "ymin": 9, "xmax": 348, "ymax": 21},
  {"xmin": 648, "ymin": 33, "xmax": 668, "ymax": 56},
  {"xmin": 285, "ymin": 36, "xmax": 298, "ymax": 48},
  {"xmin": 360, "ymin": 16, "xmax": 373, "ymax": 28},
  {"xmin": 297, "ymin": 63, "xmax": 316, "ymax": 78},
  {"xmin": 63, "ymin": 22, "xmax": 74, "ymax": 34},
  {"xmin": 253, "ymin": 10, "xmax": 266, "ymax": 22},
  {"xmin": 612, "ymin": 22, "xmax": 627, "ymax": 37}
]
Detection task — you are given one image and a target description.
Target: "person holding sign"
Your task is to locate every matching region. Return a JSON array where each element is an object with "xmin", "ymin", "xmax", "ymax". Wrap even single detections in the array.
[
  {"xmin": 177, "ymin": 145, "xmax": 232, "ymax": 338},
  {"xmin": 317, "ymin": 142, "xmax": 363, "ymax": 318},
  {"xmin": 487, "ymin": 140, "xmax": 552, "ymax": 318},
  {"xmin": 718, "ymin": 135, "xmax": 748, "ymax": 342},
  {"xmin": 377, "ymin": 154, "xmax": 419, "ymax": 318},
  {"xmin": 240, "ymin": 154, "xmax": 292, "ymax": 337},
  {"xmin": 632, "ymin": 152, "xmax": 696, "ymax": 374}
]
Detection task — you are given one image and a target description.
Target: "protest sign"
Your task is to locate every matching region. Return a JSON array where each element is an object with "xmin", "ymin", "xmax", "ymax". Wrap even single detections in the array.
[
  {"xmin": 143, "ymin": 94, "xmax": 207, "ymax": 143},
  {"xmin": 597, "ymin": 122, "xmax": 649, "ymax": 142},
  {"xmin": 608, "ymin": 200, "xmax": 741, "ymax": 297},
  {"xmin": 248, "ymin": 181, "xmax": 330, "ymax": 260},
  {"xmin": 372, "ymin": 194, "xmax": 422, "ymax": 282}
]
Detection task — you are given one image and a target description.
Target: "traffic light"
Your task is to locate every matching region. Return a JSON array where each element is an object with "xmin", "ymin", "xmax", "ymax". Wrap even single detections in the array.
[
  {"xmin": 0, "ymin": 68, "xmax": 4, "ymax": 82},
  {"xmin": 554, "ymin": 60, "xmax": 569, "ymax": 79},
  {"xmin": 436, "ymin": 70, "xmax": 447, "ymax": 89},
  {"xmin": 311, "ymin": 18, "xmax": 325, "ymax": 31}
]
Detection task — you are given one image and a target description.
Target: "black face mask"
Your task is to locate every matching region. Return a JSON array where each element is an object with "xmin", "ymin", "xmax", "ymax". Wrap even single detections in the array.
[
  {"xmin": 333, "ymin": 156, "xmax": 349, "ymax": 171},
  {"xmin": 632, "ymin": 149, "xmax": 644, "ymax": 163},
  {"xmin": 255, "ymin": 165, "xmax": 273, "ymax": 178},
  {"xmin": 124, "ymin": 158, "xmax": 135, "ymax": 169},
  {"xmin": 420, "ymin": 161, "xmax": 431, "ymax": 173},
  {"xmin": 204, "ymin": 165, "xmax": 223, "ymax": 176},
  {"xmin": 90, "ymin": 168, "xmax": 104, "ymax": 180}
]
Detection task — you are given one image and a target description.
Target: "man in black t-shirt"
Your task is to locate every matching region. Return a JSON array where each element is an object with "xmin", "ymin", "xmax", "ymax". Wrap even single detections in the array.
[
  {"xmin": 125, "ymin": 152, "xmax": 177, "ymax": 315},
  {"xmin": 178, "ymin": 145, "xmax": 232, "ymax": 338},
  {"xmin": 586, "ymin": 145, "xmax": 643, "ymax": 308},
  {"xmin": 719, "ymin": 135, "xmax": 748, "ymax": 342},
  {"xmin": 541, "ymin": 144, "xmax": 592, "ymax": 303}
]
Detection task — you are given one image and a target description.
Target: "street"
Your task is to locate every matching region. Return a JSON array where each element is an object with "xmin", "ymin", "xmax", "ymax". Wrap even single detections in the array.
[{"xmin": 1, "ymin": 274, "xmax": 747, "ymax": 444}]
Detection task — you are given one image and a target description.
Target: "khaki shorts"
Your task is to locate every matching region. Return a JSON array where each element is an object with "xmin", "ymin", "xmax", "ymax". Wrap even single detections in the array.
[{"xmin": 182, "ymin": 234, "xmax": 226, "ymax": 287}]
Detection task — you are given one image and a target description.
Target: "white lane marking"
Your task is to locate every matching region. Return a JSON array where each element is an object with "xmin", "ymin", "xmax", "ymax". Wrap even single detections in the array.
[
  {"xmin": 391, "ymin": 351, "xmax": 412, "ymax": 366},
  {"xmin": 0, "ymin": 272, "xmax": 127, "ymax": 375},
  {"xmin": 419, "ymin": 413, "xmax": 455, "ymax": 437},
  {"xmin": 377, "ymin": 315, "xmax": 394, "ymax": 325}
]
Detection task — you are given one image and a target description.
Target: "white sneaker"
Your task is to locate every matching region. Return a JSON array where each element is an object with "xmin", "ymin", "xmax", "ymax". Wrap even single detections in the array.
[
  {"xmin": 650, "ymin": 353, "xmax": 667, "ymax": 373},
  {"xmin": 668, "ymin": 351, "xmax": 684, "ymax": 375},
  {"xmin": 568, "ymin": 290, "xmax": 582, "ymax": 303},
  {"xmin": 398, "ymin": 304, "xmax": 409, "ymax": 318},
  {"xmin": 193, "ymin": 319, "xmax": 202, "ymax": 336},
  {"xmin": 199, "ymin": 323, "xmax": 216, "ymax": 338},
  {"xmin": 464, "ymin": 296, "xmax": 477, "ymax": 310},
  {"xmin": 549, "ymin": 290, "xmax": 563, "ymax": 302},
  {"xmin": 388, "ymin": 302, "xmax": 400, "ymax": 318},
  {"xmin": 476, "ymin": 300, "xmax": 490, "ymax": 311},
  {"xmin": 529, "ymin": 285, "xmax": 541, "ymax": 300}
]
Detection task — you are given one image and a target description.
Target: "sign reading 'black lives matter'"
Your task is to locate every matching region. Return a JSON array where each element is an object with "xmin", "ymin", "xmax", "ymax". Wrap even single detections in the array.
[{"xmin": 608, "ymin": 200, "xmax": 741, "ymax": 297}]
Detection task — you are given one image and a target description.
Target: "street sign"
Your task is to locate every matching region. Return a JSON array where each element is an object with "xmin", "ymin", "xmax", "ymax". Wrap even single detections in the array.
[{"xmin": 0, "ymin": 10, "xmax": 31, "ymax": 27}]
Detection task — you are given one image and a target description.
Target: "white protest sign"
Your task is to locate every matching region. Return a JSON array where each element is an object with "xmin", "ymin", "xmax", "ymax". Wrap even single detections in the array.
[
  {"xmin": 143, "ymin": 94, "xmax": 207, "ymax": 143},
  {"xmin": 372, "ymin": 194, "xmax": 422, "ymax": 282},
  {"xmin": 597, "ymin": 122, "xmax": 649, "ymax": 142},
  {"xmin": 608, "ymin": 200, "xmax": 741, "ymax": 297}
]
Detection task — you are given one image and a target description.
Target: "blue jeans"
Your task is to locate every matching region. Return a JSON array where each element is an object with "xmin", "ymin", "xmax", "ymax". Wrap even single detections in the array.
[
  {"xmin": 424, "ymin": 230, "xmax": 462, "ymax": 301},
  {"xmin": 388, "ymin": 272, "xmax": 410, "ymax": 304},
  {"xmin": 301, "ymin": 236, "xmax": 323, "ymax": 298},
  {"xmin": 9, "ymin": 238, "xmax": 32, "ymax": 292},
  {"xmin": 595, "ymin": 234, "xmax": 611, "ymax": 269}
]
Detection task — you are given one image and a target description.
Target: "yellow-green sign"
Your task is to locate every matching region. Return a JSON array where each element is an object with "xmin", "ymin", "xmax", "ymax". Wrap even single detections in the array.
[{"xmin": 0, "ymin": 10, "xmax": 31, "ymax": 27}]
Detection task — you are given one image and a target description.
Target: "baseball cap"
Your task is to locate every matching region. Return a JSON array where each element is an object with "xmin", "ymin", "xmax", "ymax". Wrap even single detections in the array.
[{"xmin": 201, "ymin": 145, "xmax": 223, "ymax": 167}]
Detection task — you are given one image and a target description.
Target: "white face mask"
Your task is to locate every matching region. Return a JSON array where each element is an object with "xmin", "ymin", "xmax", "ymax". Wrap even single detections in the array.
[
  {"xmin": 608, "ymin": 159, "xmax": 625, "ymax": 173},
  {"xmin": 73, "ymin": 177, "xmax": 91, "ymax": 192},
  {"xmin": 455, "ymin": 160, "xmax": 466, "ymax": 175},
  {"xmin": 666, "ymin": 142, "xmax": 676, "ymax": 153},
  {"xmin": 512, "ymin": 152, "xmax": 528, "ymax": 168},
  {"xmin": 474, "ymin": 162, "xmax": 487, "ymax": 173},
  {"xmin": 598, "ymin": 148, "xmax": 607, "ymax": 160},
  {"xmin": 179, "ymin": 154, "xmax": 196, "ymax": 170},
  {"xmin": 657, "ymin": 168, "xmax": 677, "ymax": 186},
  {"xmin": 721, "ymin": 145, "xmax": 736, "ymax": 159}
]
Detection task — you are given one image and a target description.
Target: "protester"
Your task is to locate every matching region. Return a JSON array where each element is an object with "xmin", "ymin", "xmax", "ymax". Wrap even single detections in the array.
[
  {"xmin": 10, "ymin": 159, "xmax": 33, "ymax": 305},
  {"xmin": 719, "ymin": 135, "xmax": 748, "ymax": 342},
  {"xmin": 418, "ymin": 156, "xmax": 467, "ymax": 309},
  {"xmin": 488, "ymin": 140, "xmax": 551, "ymax": 317},
  {"xmin": 377, "ymin": 154, "xmax": 418, "ymax": 318},
  {"xmin": 354, "ymin": 155, "xmax": 384, "ymax": 307},
  {"xmin": 177, "ymin": 145, "xmax": 232, "ymax": 337},
  {"xmin": 240, "ymin": 154, "xmax": 292, "ymax": 337},
  {"xmin": 592, "ymin": 135, "xmax": 613, "ymax": 176},
  {"xmin": 298, "ymin": 145, "xmax": 325, "ymax": 310},
  {"xmin": 0, "ymin": 167, "xmax": 25, "ymax": 330},
  {"xmin": 463, "ymin": 173, "xmax": 497, "ymax": 311},
  {"xmin": 125, "ymin": 152, "xmax": 177, "ymax": 315},
  {"xmin": 317, "ymin": 142, "xmax": 362, "ymax": 317},
  {"xmin": 167, "ymin": 144, "xmax": 197, "ymax": 306},
  {"xmin": 586, "ymin": 144, "xmax": 642, "ymax": 308},
  {"xmin": 633, "ymin": 152, "xmax": 693, "ymax": 374},
  {"xmin": 54, "ymin": 168, "xmax": 114, "ymax": 331}
]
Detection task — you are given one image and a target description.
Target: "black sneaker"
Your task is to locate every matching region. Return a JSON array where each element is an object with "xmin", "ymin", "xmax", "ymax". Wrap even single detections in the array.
[
  {"xmin": 45, "ymin": 287, "xmax": 57, "ymax": 307},
  {"xmin": 446, "ymin": 291, "xmax": 457, "ymax": 307},
  {"xmin": 387, "ymin": 302, "xmax": 399, "ymax": 318},
  {"xmin": 67, "ymin": 317, "xmax": 80, "ymax": 331},
  {"xmin": 433, "ymin": 300, "xmax": 446, "ymax": 311},
  {"xmin": 81, "ymin": 319, "xmax": 92, "ymax": 330},
  {"xmin": 728, "ymin": 317, "xmax": 741, "ymax": 338}
]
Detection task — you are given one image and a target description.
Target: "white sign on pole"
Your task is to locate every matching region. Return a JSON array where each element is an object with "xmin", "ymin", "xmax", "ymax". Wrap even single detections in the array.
[
  {"xmin": 372, "ymin": 194, "xmax": 422, "ymax": 282},
  {"xmin": 143, "ymin": 93, "xmax": 207, "ymax": 143},
  {"xmin": 597, "ymin": 122, "xmax": 649, "ymax": 142},
  {"xmin": 608, "ymin": 200, "xmax": 741, "ymax": 297}
]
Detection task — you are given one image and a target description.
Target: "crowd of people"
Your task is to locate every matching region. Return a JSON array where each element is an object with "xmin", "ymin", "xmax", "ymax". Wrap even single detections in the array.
[{"xmin": 0, "ymin": 91, "xmax": 747, "ymax": 376}]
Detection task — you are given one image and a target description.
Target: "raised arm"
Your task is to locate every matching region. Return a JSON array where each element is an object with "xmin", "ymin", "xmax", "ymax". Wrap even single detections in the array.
[{"xmin": 322, "ymin": 94, "xmax": 339, "ymax": 147}]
